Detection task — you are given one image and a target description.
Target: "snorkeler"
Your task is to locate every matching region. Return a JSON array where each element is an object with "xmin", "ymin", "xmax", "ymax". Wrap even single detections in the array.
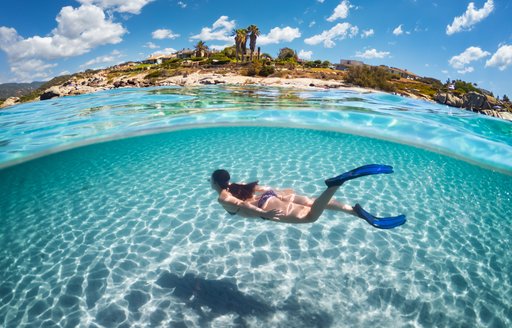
[{"xmin": 210, "ymin": 165, "xmax": 406, "ymax": 229}]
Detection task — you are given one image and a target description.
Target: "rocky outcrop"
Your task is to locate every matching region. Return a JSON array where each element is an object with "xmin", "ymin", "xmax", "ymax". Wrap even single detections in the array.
[
  {"xmin": 434, "ymin": 91, "xmax": 508, "ymax": 113},
  {"xmin": 462, "ymin": 91, "xmax": 495, "ymax": 110},
  {"xmin": 0, "ymin": 97, "xmax": 20, "ymax": 108}
]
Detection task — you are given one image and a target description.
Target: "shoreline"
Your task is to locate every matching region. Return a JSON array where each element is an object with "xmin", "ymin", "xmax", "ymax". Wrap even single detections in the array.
[{"xmin": 2, "ymin": 70, "xmax": 512, "ymax": 121}]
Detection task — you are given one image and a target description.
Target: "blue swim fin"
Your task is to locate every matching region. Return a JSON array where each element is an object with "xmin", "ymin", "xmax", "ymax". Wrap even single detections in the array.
[
  {"xmin": 354, "ymin": 204, "xmax": 406, "ymax": 229},
  {"xmin": 325, "ymin": 164, "xmax": 393, "ymax": 188}
]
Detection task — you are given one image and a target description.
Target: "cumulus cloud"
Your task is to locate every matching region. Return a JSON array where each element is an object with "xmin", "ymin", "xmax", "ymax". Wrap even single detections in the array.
[
  {"xmin": 298, "ymin": 50, "xmax": 313, "ymax": 60},
  {"xmin": 449, "ymin": 46, "xmax": 490, "ymax": 72},
  {"xmin": 177, "ymin": 1, "xmax": 187, "ymax": 8},
  {"xmin": 355, "ymin": 48, "xmax": 390, "ymax": 59},
  {"xmin": 0, "ymin": 6, "xmax": 126, "ymax": 61},
  {"xmin": 361, "ymin": 29, "xmax": 374, "ymax": 38},
  {"xmin": 77, "ymin": 0, "xmax": 154, "ymax": 14},
  {"xmin": 258, "ymin": 27, "xmax": 301, "ymax": 45},
  {"xmin": 190, "ymin": 16, "xmax": 235, "ymax": 42},
  {"xmin": 152, "ymin": 29, "xmax": 180, "ymax": 39},
  {"xmin": 485, "ymin": 44, "xmax": 512, "ymax": 70},
  {"xmin": 327, "ymin": 0, "xmax": 351, "ymax": 22},
  {"xmin": 446, "ymin": 0, "xmax": 494, "ymax": 35},
  {"xmin": 0, "ymin": 5, "xmax": 127, "ymax": 81},
  {"xmin": 304, "ymin": 23, "xmax": 358, "ymax": 48},
  {"xmin": 80, "ymin": 50, "xmax": 122, "ymax": 69},
  {"xmin": 317, "ymin": 0, "xmax": 325, "ymax": 3}
]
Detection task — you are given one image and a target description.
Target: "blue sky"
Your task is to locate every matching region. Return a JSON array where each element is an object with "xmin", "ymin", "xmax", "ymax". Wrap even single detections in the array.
[{"xmin": 1, "ymin": 0, "xmax": 511, "ymax": 97}]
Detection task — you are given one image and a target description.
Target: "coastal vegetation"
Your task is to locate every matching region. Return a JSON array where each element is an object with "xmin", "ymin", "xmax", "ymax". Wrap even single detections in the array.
[{"xmin": 345, "ymin": 66, "xmax": 396, "ymax": 93}]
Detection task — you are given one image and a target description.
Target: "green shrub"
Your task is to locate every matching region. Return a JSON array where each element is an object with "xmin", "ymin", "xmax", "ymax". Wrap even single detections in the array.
[
  {"xmin": 208, "ymin": 53, "xmax": 231, "ymax": 65},
  {"xmin": 161, "ymin": 59, "xmax": 181, "ymax": 69},
  {"xmin": 144, "ymin": 70, "xmax": 170, "ymax": 79},
  {"xmin": 454, "ymin": 80, "xmax": 479, "ymax": 94},
  {"xmin": 258, "ymin": 65, "xmax": 275, "ymax": 77},
  {"xmin": 345, "ymin": 66, "xmax": 396, "ymax": 92}
]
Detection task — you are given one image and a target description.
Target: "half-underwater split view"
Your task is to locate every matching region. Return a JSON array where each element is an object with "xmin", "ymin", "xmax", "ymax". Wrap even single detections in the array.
[{"xmin": 1, "ymin": 1, "xmax": 511, "ymax": 327}]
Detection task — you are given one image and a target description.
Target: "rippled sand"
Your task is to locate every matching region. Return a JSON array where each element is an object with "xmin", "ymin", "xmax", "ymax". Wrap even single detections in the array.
[{"xmin": 0, "ymin": 127, "xmax": 511, "ymax": 327}]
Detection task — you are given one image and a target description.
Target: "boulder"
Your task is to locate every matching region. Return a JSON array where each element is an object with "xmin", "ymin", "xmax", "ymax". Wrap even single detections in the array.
[
  {"xmin": 434, "ymin": 92, "xmax": 447, "ymax": 104},
  {"xmin": 446, "ymin": 93, "xmax": 463, "ymax": 107},
  {"xmin": 462, "ymin": 91, "xmax": 491, "ymax": 109},
  {"xmin": 40, "ymin": 86, "xmax": 62, "ymax": 100},
  {"xmin": 434, "ymin": 92, "xmax": 463, "ymax": 107}
]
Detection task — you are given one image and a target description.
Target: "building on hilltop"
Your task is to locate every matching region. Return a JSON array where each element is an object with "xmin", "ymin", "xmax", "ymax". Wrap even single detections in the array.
[
  {"xmin": 379, "ymin": 65, "xmax": 419, "ymax": 80},
  {"xmin": 176, "ymin": 49, "xmax": 195, "ymax": 59},
  {"xmin": 335, "ymin": 59, "xmax": 365, "ymax": 71},
  {"xmin": 143, "ymin": 54, "xmax": 176, "ymax": 65}
]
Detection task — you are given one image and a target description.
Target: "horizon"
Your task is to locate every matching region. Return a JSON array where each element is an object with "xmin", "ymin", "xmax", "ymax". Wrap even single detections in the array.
[{"xmin": 1, "ymin": 0, "xmax": 511, "ymax": 97}]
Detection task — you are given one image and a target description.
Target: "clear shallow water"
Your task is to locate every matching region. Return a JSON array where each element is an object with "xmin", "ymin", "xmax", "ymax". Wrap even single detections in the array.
[
  {"xmin": 1, "ymin": 86, "xmax": 512, "ymax": 327},
  {"xmin": 1, "ymin": 126, "xmax": 511, "ymax": 327},
  {"xmin": 1, "ymin": 86, "xmax": 511, "ymax": 172}
]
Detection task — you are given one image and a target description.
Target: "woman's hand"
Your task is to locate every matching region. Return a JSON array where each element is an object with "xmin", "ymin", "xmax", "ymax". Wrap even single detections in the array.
[{"xmin": 262, "ymin": 209, "xmax": 284, "ymax": 220}]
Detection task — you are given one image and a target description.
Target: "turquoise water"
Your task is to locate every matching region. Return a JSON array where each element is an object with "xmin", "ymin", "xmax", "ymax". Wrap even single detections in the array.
[{"xmin": 1, "ymin": 86, "xmax": 512, "ymax": 327}]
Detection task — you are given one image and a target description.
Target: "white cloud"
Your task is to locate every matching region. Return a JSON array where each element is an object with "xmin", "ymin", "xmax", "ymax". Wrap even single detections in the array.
[
  {"xmin": 449, "ymin": 46, "xmax": 490, "ymax": 70},
  {"xmin": 457, "ymin": 66, "xmax": 474, "ymax": 74},
  {"xmin": 298, "ymin": 50, "xmax": 313, "ymax": 60},
  {"xmin": 0, "ymin": 6, "xmax": 126, "ymax": 61},
  {"xmin": 145, "ymin": 42, "xmax": 159, "ymax": 49},
  {"xmin": 10, "ymin": 59, "xmax": 58, "ymax": 82},
  {"xmin": 361, "ymin": 29, "xmax": 374, "ymax": 38},
  {"xmin": 393, "ymin": 24, "xmax": 403, "ymax": 36},
  {"xmin": 309, "ymin": 21, "xmax": 316, "ymax": 28},
  {"xmin": 177, "ymin": 1, "xmax": 187, "ymax": 8},
  {"xmin": 80, "ymin": 50, "xmax": 122, "ymax": 69},
  {"xmin": 441, "ymin": 70, "xmax": 449, "ymax": 74},
  {"xmin": 209, "ymin": 44, "xmax": 233, "ymax": 51},
  {"xmin": 304, "ymin": 23, "xmax": 358, "ymax": 48},
  {"xmin": 152, "ymin": 48, "xmax": 177, "ymax": 56},
  {"xmin": 0, "ymin": 4, "xmax": 126, "ymax": 83},
  {"xmin": 446, "ymin": 0, "xmax": 494, "ymax": 35},
  {"xmin": 327, "ymin": 0, "xmax": 351, "ymax": 22},
  {"xmin": 355, "ymin": 48, "xmax": 390, "ymax": 59},
  {"xmin": 485, "ymin": 44, "xmax": 512, "ymax": 70},
  {"xmin": 190, "ymin": 16, "xmax": 235, "ymax": 42},
  {"xmin": 317, "ymin": 0, "xmax": 325, "ymax": 3},
  {"xmin": 152, "ymin": 29, "xmax": 180, "ymax": 39},
  {"xmin": 258, "ymin": 27, "xmax": 301, "ymax": 45},
  {"xmin": 77, "ymin": 0, "xmax": 154, "ymax": 14}
]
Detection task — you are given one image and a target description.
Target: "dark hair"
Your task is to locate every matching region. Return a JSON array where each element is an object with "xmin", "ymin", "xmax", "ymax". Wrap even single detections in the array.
[{"xmin": 211, "ymin": 169, "xmax": 258, "ymax": 201}]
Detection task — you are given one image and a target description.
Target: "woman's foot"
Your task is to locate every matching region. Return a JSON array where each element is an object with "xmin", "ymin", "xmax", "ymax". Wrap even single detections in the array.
[{"xmin": 325, "ymin": 164, "xmax": 394, "ymax": 187}]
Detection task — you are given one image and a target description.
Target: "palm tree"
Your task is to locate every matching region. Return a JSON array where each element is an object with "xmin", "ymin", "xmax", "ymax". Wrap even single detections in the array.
[
  {"xmin": 233, "ymin": 29, "xmax": 247, "ymax": 62},
  {"xmin": 247, "ymin": 25, "xmax": 260, "ymax": 61},
  {"xmin": 194, "ymin": 41, "xmax": 209, "ymax": 58}
]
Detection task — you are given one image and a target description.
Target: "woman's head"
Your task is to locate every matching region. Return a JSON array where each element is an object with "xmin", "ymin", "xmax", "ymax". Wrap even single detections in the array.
[
  {"xmin": 211, "ymin": 169, "xmax": 230, "ymax": 189},
  {"xmin": 210, "ymin": 169, "xmax": 258, "ymax": 200}
]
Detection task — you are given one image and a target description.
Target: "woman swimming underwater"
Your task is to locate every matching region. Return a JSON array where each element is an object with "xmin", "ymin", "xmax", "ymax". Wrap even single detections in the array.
[{"xmin": 210, "ymin": 164, "xmax": 406, "ymax": 229}]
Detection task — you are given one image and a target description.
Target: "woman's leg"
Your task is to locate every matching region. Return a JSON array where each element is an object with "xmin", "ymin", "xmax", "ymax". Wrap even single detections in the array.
[
  {"xmin": 290, "ymin": 194, "xmax": 356, "ymax": 216},
  {"xmin": 304, "ymin": 186, "xmax": 341, "ymax": 222}
]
